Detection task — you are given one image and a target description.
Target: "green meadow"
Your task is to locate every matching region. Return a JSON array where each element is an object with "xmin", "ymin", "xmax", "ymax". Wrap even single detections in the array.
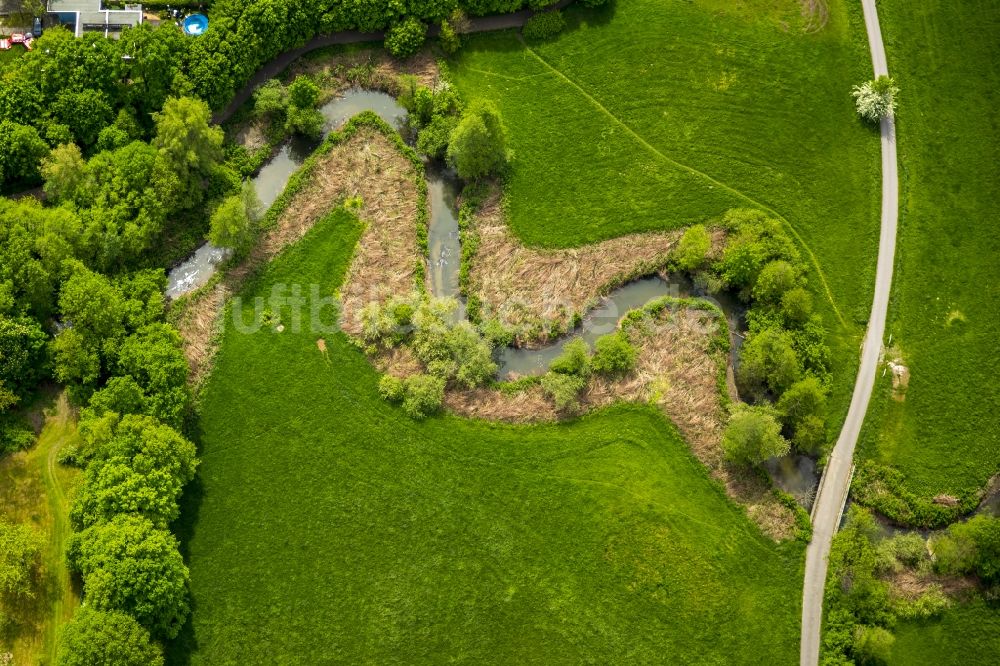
[
  {"xmin": 172, "ymin": 209, "xmax": 803, "ymax": 663},
  {"xmin": 889, "ymin": 602, "xmax": 1000, "ymax": 665},
  {"xmin": 858, "ymin": 0, "xmax": 1000, "ymax": 499}
]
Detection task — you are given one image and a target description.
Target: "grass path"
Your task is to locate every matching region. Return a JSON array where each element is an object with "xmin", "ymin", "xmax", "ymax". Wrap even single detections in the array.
[
  {"xmin": 0, "ymin": 392, "xmax": 80, "ymax": 663},
  {"xmin": 36, "ymin": 394, "xmax": 78, "ymax": 664},
  {"xmin": 521, "ymin": 41, "xmax": 846, "ymax": 327}
]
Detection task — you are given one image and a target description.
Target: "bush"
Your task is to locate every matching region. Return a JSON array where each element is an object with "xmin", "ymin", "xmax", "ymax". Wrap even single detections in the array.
[
  {"xmin": 208, "ymin": 194, "xmax": 251, "ymax": 250},
  {"xmin": 523, "ymin": 11, "xmax": 565, "ymax": 41},
  {"xmin": 411, "ymin": 301, "xmax": 497, "ymax": 388},
  {"xmin": 721, "ymin": 404, "xmax": 789, "ymax": 465},
  {"xmin": 447, "ymin": 100, "xmax": 511, "ymax": 179},
  {"xmin": 378, "ymin": 375, "xmax": 404, "ymax": 402},
  {"xmin": 776, "ymin": 375, "xmax": 827, "ymax": 441},
  {"xmin": 439, "ymin": 19, "xmax": 461, "ymax": 54},
  {"xmin": 853, "ymin": 625, "xmax": 895, "ymax": 665},
  {"xmin": 591, "ymin": 332, "xmax": 636, "ymax": 375},
  {"xmin": 674, "ymin": 224, "xmax": 711, "ymax": 272},
  {"xmin": 401, "ymin": 374, "xmax": 445, "ymax": 418},
  {"xmin": 285, "ymin": 106, "xmax": 325, "ymax": 139},
  {"xmin": 737, "ymin": 327, "xmax": 802, "ymax": 399},
  {"xmin": 549, "ymin": 338, "xmax": 590, "ymax": 376},
  {"xmin": 417, "ymin": 114, "xmax": 458, "ymax": 159},
  {"xmin": 541, "ymin": 371, "xmax": 587, "ymax": 413},
  {"xmin": 780, "ymin": 286, "xmax": 813, "ymax": 325},
  {"xmin": 253, "ymin": 79, "xmax": 288, "ymax": 117},
  {"xmin": 752, "ymin": 260, "xmax": 798, "ymax": 304},
  {"xmin": 385, "ymin": 17, "xmax": 428, "ymax": 59},
  {"xmin": 58, "ymin": 606, "xmax": 164, "ymax": 666},
  {"xmin": 0, "ymin": 520, "xmax": 43, "ymax": 600},
  {"xmin": 287, "ymin": 76, "xmax": 320, "ymax": 110},
  {"xmin": 852, "ymin": 76, "xmax": 898, "ymax": 123}
]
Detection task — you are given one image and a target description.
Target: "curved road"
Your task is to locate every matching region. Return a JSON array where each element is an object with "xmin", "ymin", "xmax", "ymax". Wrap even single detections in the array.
[{"xmin": 800, "ymin": 1, "xmax": 898, "ymax": 664}]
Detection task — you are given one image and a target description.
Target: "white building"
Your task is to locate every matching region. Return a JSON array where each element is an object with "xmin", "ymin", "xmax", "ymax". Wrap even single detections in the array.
[{"xmin": 47, "ymin": 0, "xmax": 142, "ymax": 37}]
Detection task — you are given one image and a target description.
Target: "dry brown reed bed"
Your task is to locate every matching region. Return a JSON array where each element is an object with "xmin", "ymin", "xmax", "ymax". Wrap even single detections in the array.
[
  {"xmin": 467, "ymin": 185, "xmax": 722, "ymax": 346},
  {"xmin": 175, "ymin": 127, "xmax": 419, "ymax": 385}
]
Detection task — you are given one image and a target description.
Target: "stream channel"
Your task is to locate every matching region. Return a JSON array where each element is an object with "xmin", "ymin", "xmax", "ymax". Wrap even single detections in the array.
[{"xmin": 165, "ymin": 88, "xmax": 819, "ymax": 507}]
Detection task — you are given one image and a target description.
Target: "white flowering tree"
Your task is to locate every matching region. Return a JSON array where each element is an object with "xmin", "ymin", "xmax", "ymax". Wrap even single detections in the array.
[{"xmin": 852, "ymin": 76, "xmax": 899, "ymax": 122}]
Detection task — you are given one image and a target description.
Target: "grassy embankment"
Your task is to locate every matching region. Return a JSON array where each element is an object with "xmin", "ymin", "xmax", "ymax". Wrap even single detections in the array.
[
  {"xmin": 449, "ymin": 0, "xmax": 880, "ymax": 439},
  {"xmin": 172, "ymin": 208, "xmax": 804, "ymax": 664},
  {"xmin": 855, "ymin": 0, "xmax": 1000, "ymax": 504},
  {"xmin": 0, "ymin": 392, "xmax": 81, "ymax": 664}
]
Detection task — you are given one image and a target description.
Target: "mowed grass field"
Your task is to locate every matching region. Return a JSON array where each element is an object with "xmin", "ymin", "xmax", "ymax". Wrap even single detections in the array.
[
  {"xmin": 450, "ymin": 0, "xmax": 880, "ymax": 429},
  {"xmin": 888, "ymin": 601, "xmax": 1000, "ymax": 665},
  {"xmin": 172, "ymin": 209, "xmax": 804, "ymax": 664},
  {"xmin": 857, "ymin": 0, "xmax": 1000, "ymax": 498}
]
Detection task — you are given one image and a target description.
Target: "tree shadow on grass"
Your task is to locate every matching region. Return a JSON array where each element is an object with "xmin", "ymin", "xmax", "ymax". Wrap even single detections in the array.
[{"xmin": 164, "ymin": 433, "xmax": 205, "ymax": 665}]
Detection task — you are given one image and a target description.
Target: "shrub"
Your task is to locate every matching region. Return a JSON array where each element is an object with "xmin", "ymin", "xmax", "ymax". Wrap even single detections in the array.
[
  {"xmin": 385, "ymin": 17, "xmax": 427, "ymax": 59},
  {"xmin": 287, "ymin": 76, "xmax": 320, "ymax": 110},
  {"xmin": 717, "ymin": 211, "xmax": 799, "ymax": 293},
  {"xmin": 580, "ymin": 0, "xmax": 611, "ymax": 6},
  {"xmin": 591, "ymin": 332, "xmax": 637, "ymax": 375},
  {"xmin": 674, "ymin": 224, "xmax": 711, "ymax": 272},
  {"xmin": 417, "ymin": 114, "xmax": 459, "ymax": 159},
  {"xmin": 780, "ymin": 286, "xmax": 813, "ymax": 325},
  {"xmin": 285, "ymin": 106, "xmax": 325, "ymax": 139},
  {"xmin": 895, "ymin": 586, "xmax": 951, "ymax": 621},
  {"xmin": 853, "ymin": 625, "xmax": 894, "ymax": 665},
  {"xmin": 852, "ymin": 76, "xmax": 899, "ymax": 123},
  {"xmin": 378, "ymin": 375, "xmax": 404, "ymax": 402},
  {"xmin": 776, "ymin": 375, "xmax": 827, "ymax": 428},
  {"xmin": 752, "ymin": 260, "xmax": 798, "ymax": 304},
  {"xmin": 411, "ymin": 300, "xmax": 496, "ymax": 388},
  {"xmin": 523, "ymin": 11, "xmax": 565, "ymax": 41},
  {"xmin": 0, "ymin": 520, "xmax": 43, "ymax": 600},
  {"xmin": 447, "ymin": 100, "xmax": 511, "ymax": 179},
  {"xmin": 253, "ymin": 79, "xmax": 287, "ymax": 116},
  {"xmin": 737, "ymin": 327, "xmax": 802, "ymax": 398},
  {"xmin": 57, "ymin": 606, "xmax": 164, "ymax": 666},
  {"xmin": 791, "ymin": 414, "xmax": 825, "ymax": 454},
  {"xmin": 401, "ymin": 374, "xmax": 445, "ymax": 418},
  {"xmin": 439, "ymin": 19, "xmax": 461, "ymax": 54},
  {"xmin": 721, "ymin": 404, "xmax": 789, "ymax": 465},
  {"xmin": 541, "ymin": 371, "xmax": 587, "ymax": 413},
  {"xmin": 549, "ymin": 338, "xmax": 590, "ymax": 376},
  {"xmin": 208, "ymin": 194, "xmax": 251, "ymax": 250}
]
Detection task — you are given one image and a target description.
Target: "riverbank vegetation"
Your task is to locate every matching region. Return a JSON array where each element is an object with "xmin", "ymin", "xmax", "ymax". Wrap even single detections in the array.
[
  {"xmin": 822, "ymin": 506, "xmax": 999, "ymax": 664},
  {"xmin": 855, "ymin": 0, "xmax": 1000, "ymax": 525},
  {"xmin": 180, "ymin": 203, "xmax": 804, "ymax": 663}
]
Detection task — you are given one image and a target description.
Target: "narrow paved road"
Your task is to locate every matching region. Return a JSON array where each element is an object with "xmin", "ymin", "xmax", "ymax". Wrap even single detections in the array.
[{"xmin": 800, "ymin": 1, "xmax": 898, "ymax": 664}]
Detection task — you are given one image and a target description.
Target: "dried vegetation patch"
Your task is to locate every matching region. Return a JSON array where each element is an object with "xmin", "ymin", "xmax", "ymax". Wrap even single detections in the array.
[
  {"xmin": 466, "ymin": 186, "xmax": 693, "ymax": 345},
  {"xmin": 175, "ymin": 128, "xmax": 419, "ymax": 384}
]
